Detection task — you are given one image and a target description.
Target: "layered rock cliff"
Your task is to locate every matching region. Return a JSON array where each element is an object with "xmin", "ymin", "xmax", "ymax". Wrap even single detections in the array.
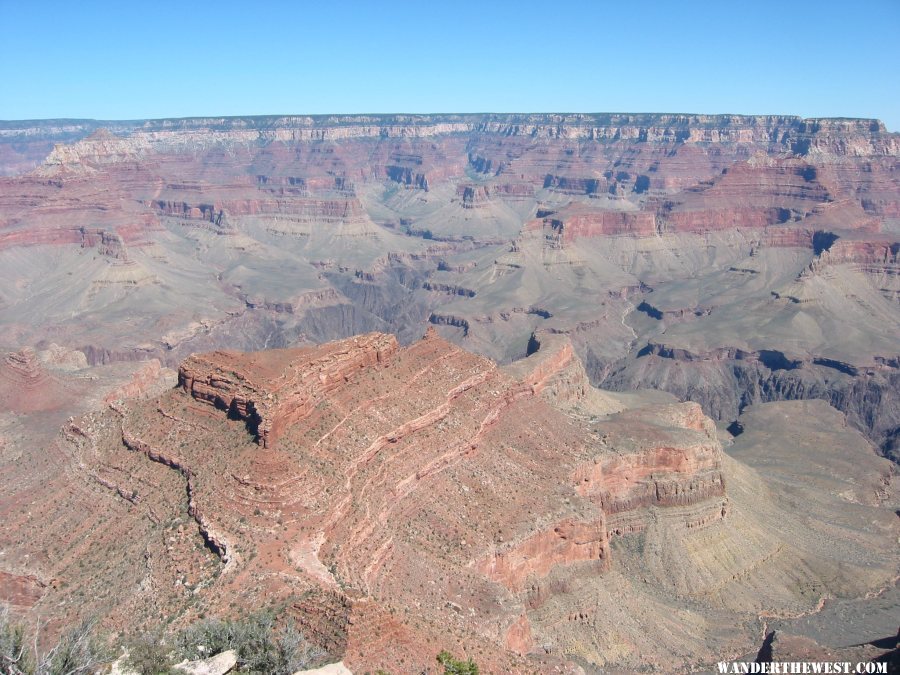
[
  {"xmin": 178, "ymin": 333, "xmax": 399, "ymax": 448},
  {"xmin": 0, "ymin": 111, "xmax": 896, "ymax": 460},
  {"xmin": 1, "ymin": 330, "xmax": 896, "ymax": 672}
]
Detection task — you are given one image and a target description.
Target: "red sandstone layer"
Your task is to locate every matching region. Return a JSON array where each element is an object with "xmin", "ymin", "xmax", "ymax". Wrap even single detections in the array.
[{"xmin": 178, "ymin": 333, "xmax": 399, "ymax": 448}]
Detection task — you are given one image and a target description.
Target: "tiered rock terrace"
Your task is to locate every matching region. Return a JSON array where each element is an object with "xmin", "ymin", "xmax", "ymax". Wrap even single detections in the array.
[
  {"xmin": 16, "ymin": 331, "xmax": 741, "ymax": 669},
  {"xmin": 1, "ymin": 331, "xmax": 896, "ymax": 671}
]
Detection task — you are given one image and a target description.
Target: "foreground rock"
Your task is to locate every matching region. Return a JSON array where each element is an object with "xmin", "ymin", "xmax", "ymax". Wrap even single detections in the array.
[
  {"xmin": 292, "ymin": 662, "xmax": 352, "ymax": 675},
  {"xmin": 173, "ymin": 649, "xmax": 238, "ymax": 675}
]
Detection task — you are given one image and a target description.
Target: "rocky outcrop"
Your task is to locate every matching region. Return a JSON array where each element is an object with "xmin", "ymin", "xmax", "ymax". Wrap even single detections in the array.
[
  {"xmin": 492, "ymin": 183, "xmax": 534, "ymax": 199},
  {"xmin": 455, "ymin": 182, "xmax": 533, "ymax": 206},
  {"xmin": 421, "ymin": 281, "xmax": 476, "ymax": 297},
  {"xmin": 571, "ymin": 400, "xmax": 727, "ymax": 536},
  {"xmin": 172, "ymin": 649, "xmax": 238, "ymax": 675},
  {"xmin": 148, "ymin": 200, "xmax": 225, "ymax": 224},
  {"xmin": 427, "ymin": 312, "xmax": 470, "ymax": 335},
  {"xmin": 543, "ymin": 175, "xmax": 607, "ymax": 195},
  {"xmin": 384, "ymin": 166, "xmax": 428, "ymax": 190},
  {"xmin": 542, "ymin": 209, "xmax": 658, "ymax": 243},
  {"xmin": 78, "ymin": 227, "xmax": 129, "ymax": 258},
  {"xmin": 504, "ymin": 331, "xmax": 622, "ymax": 413},
  {"xmin": 477, "ymin": 519, "xmax": 609, "ymax": 591},
  {"xmin": 457, "ymin": 184, "xmax": 490, "ymax": 208},
  {"xmin": 175, "ymin": 332, "xmax": 730, "ymax": 603},
  {"xmin": 178, "ymin": 333, "xmax": 399, "ymax": 448}
]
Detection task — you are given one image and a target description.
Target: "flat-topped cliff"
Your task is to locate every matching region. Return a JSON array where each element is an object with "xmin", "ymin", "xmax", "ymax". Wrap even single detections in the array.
[
  {"xmin": 1, "ymin": 113, "xmax": 897, "ymax": 178},
  {"xmin": 178, "ymin": 332, "xmax": 399, "ymax": 448}
]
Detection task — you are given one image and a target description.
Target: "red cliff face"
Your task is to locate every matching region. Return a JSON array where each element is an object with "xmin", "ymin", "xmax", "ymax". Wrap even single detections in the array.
[
  {"xmin": 178, "ymin": 333, "xmax": 398, "ymax": 447},
  {"xmin": 0, "ymin": 226, "xmax": 84, "ymax": 251},
  {"xmin": 761, "ymin": 225, "xmax": 816, "ymax": 248},
  {"xmin": 571, "ymin": 401, "xmax": 726, "ymax": 536},
  {"xmin": 28, "ymin": 331, "xmax": 738, "ymax": 671},
  {"xmin": 166, "ymin": 334, "xmax": 728, "ymax": 622},
  {"xmin": 659, "ymin": 158, "xmax": 854, "ymax": 233},
  {"xmin": 178, "ymin": 332, "xmax": 399, "ymax": 448},
  {"xmin": 816, "ymin": 237, "xmax": 898, "ymax": 266},
  {"xmin": 476, "ymin": 519, "xmax": 610, "ymax": 591},
  {"xmin": 803, "ymin": 235, "xmax": 900, "ymax": 300},
  {"xmin": 664, "ymin": 206, "xmax": 792, "ymax": 232},
  {"xmin": 546, "ymin": 209, "xmax": 658, "ymax": 243}
]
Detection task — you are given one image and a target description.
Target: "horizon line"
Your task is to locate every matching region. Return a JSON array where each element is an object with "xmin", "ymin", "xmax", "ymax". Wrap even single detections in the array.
[{"xmin": 0, "ymin": 112, "xmax": 891, "ymax": 127}]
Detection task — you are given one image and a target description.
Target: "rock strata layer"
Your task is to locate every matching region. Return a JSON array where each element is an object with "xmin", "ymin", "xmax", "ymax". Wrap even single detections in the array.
[{"xmin": 3, "ymin": 332, "xmax": 894, "ymax": 672}]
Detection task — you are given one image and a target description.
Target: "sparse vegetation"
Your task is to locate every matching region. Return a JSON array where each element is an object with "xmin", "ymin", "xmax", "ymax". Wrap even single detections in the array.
[
  {"xmin": 0, "ymin": 605, "xmax": 109, "ymax": 675},
  {"xmin": 2, "ymin": 604, "xmax": 324, "ymax": 675},
  {"xmin": 173, "ymin": 610, "xmax": 325, "ymax": 674},
  {"xmin": 436, "ymin": 649, "xmax": 479, "ymax": 675},
  {"xmin": 0, "ymin": 607, "xmax": 31, "ymax": 675},
  {"xmin": 125, "ymin": 631, "xmax": 177, "ymax": 675}
]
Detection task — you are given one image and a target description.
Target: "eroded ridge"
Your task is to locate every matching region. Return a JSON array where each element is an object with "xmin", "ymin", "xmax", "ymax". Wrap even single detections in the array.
[
  {"xmin": 20, "ymin": 331, "xmax": 897, "ymax": 673},
  {"xmin": 148, "ymin": 334, "xmax": 732, "ymax": 660}
]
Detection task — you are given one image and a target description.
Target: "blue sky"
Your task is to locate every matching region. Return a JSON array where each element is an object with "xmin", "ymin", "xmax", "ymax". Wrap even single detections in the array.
[{"xmin": 2, "ymin": 0, "xmax": 899, "ymax": 130}]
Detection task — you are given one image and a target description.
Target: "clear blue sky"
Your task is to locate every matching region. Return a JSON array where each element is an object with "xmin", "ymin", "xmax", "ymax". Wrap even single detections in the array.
[{"xmin": 2, "ymin": 0, "xmax": 899, "ymax": 130}]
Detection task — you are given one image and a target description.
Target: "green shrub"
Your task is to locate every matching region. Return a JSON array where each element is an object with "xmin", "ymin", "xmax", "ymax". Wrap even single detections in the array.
[
  {"xmin": 1, "ymin": 605, "xmax": 108, "ymax": 675},
  {"xmin": 124, "ymin": 632, "xmax": 176, "ymax": 675},
  {"xmin": 1, "ymin": 604, "xmax": 322, "ymax": 675},
  {"xmin": 436, "ymin": 649, "xmax": 479, "ymax": 675},
  {"xmin": 174, "ymin": 610, "xmax": 324, "ymax": 674},
  {"xmin": 43, "ymin": 618, "xmax": 109, "ymax": 675},
  {"xmin": 0, "ymin": 606, "xmax": 33, "ymax": 674}
]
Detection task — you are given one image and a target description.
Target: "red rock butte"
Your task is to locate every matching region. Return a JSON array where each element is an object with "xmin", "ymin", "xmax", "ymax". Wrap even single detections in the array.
[
  {"xmin": 177, "ymin": 333, "xmax": 400, "ymax": 449},
  {"xmin": 1, "ymin": 330, "xmax": 897, "ymax": 670}
]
